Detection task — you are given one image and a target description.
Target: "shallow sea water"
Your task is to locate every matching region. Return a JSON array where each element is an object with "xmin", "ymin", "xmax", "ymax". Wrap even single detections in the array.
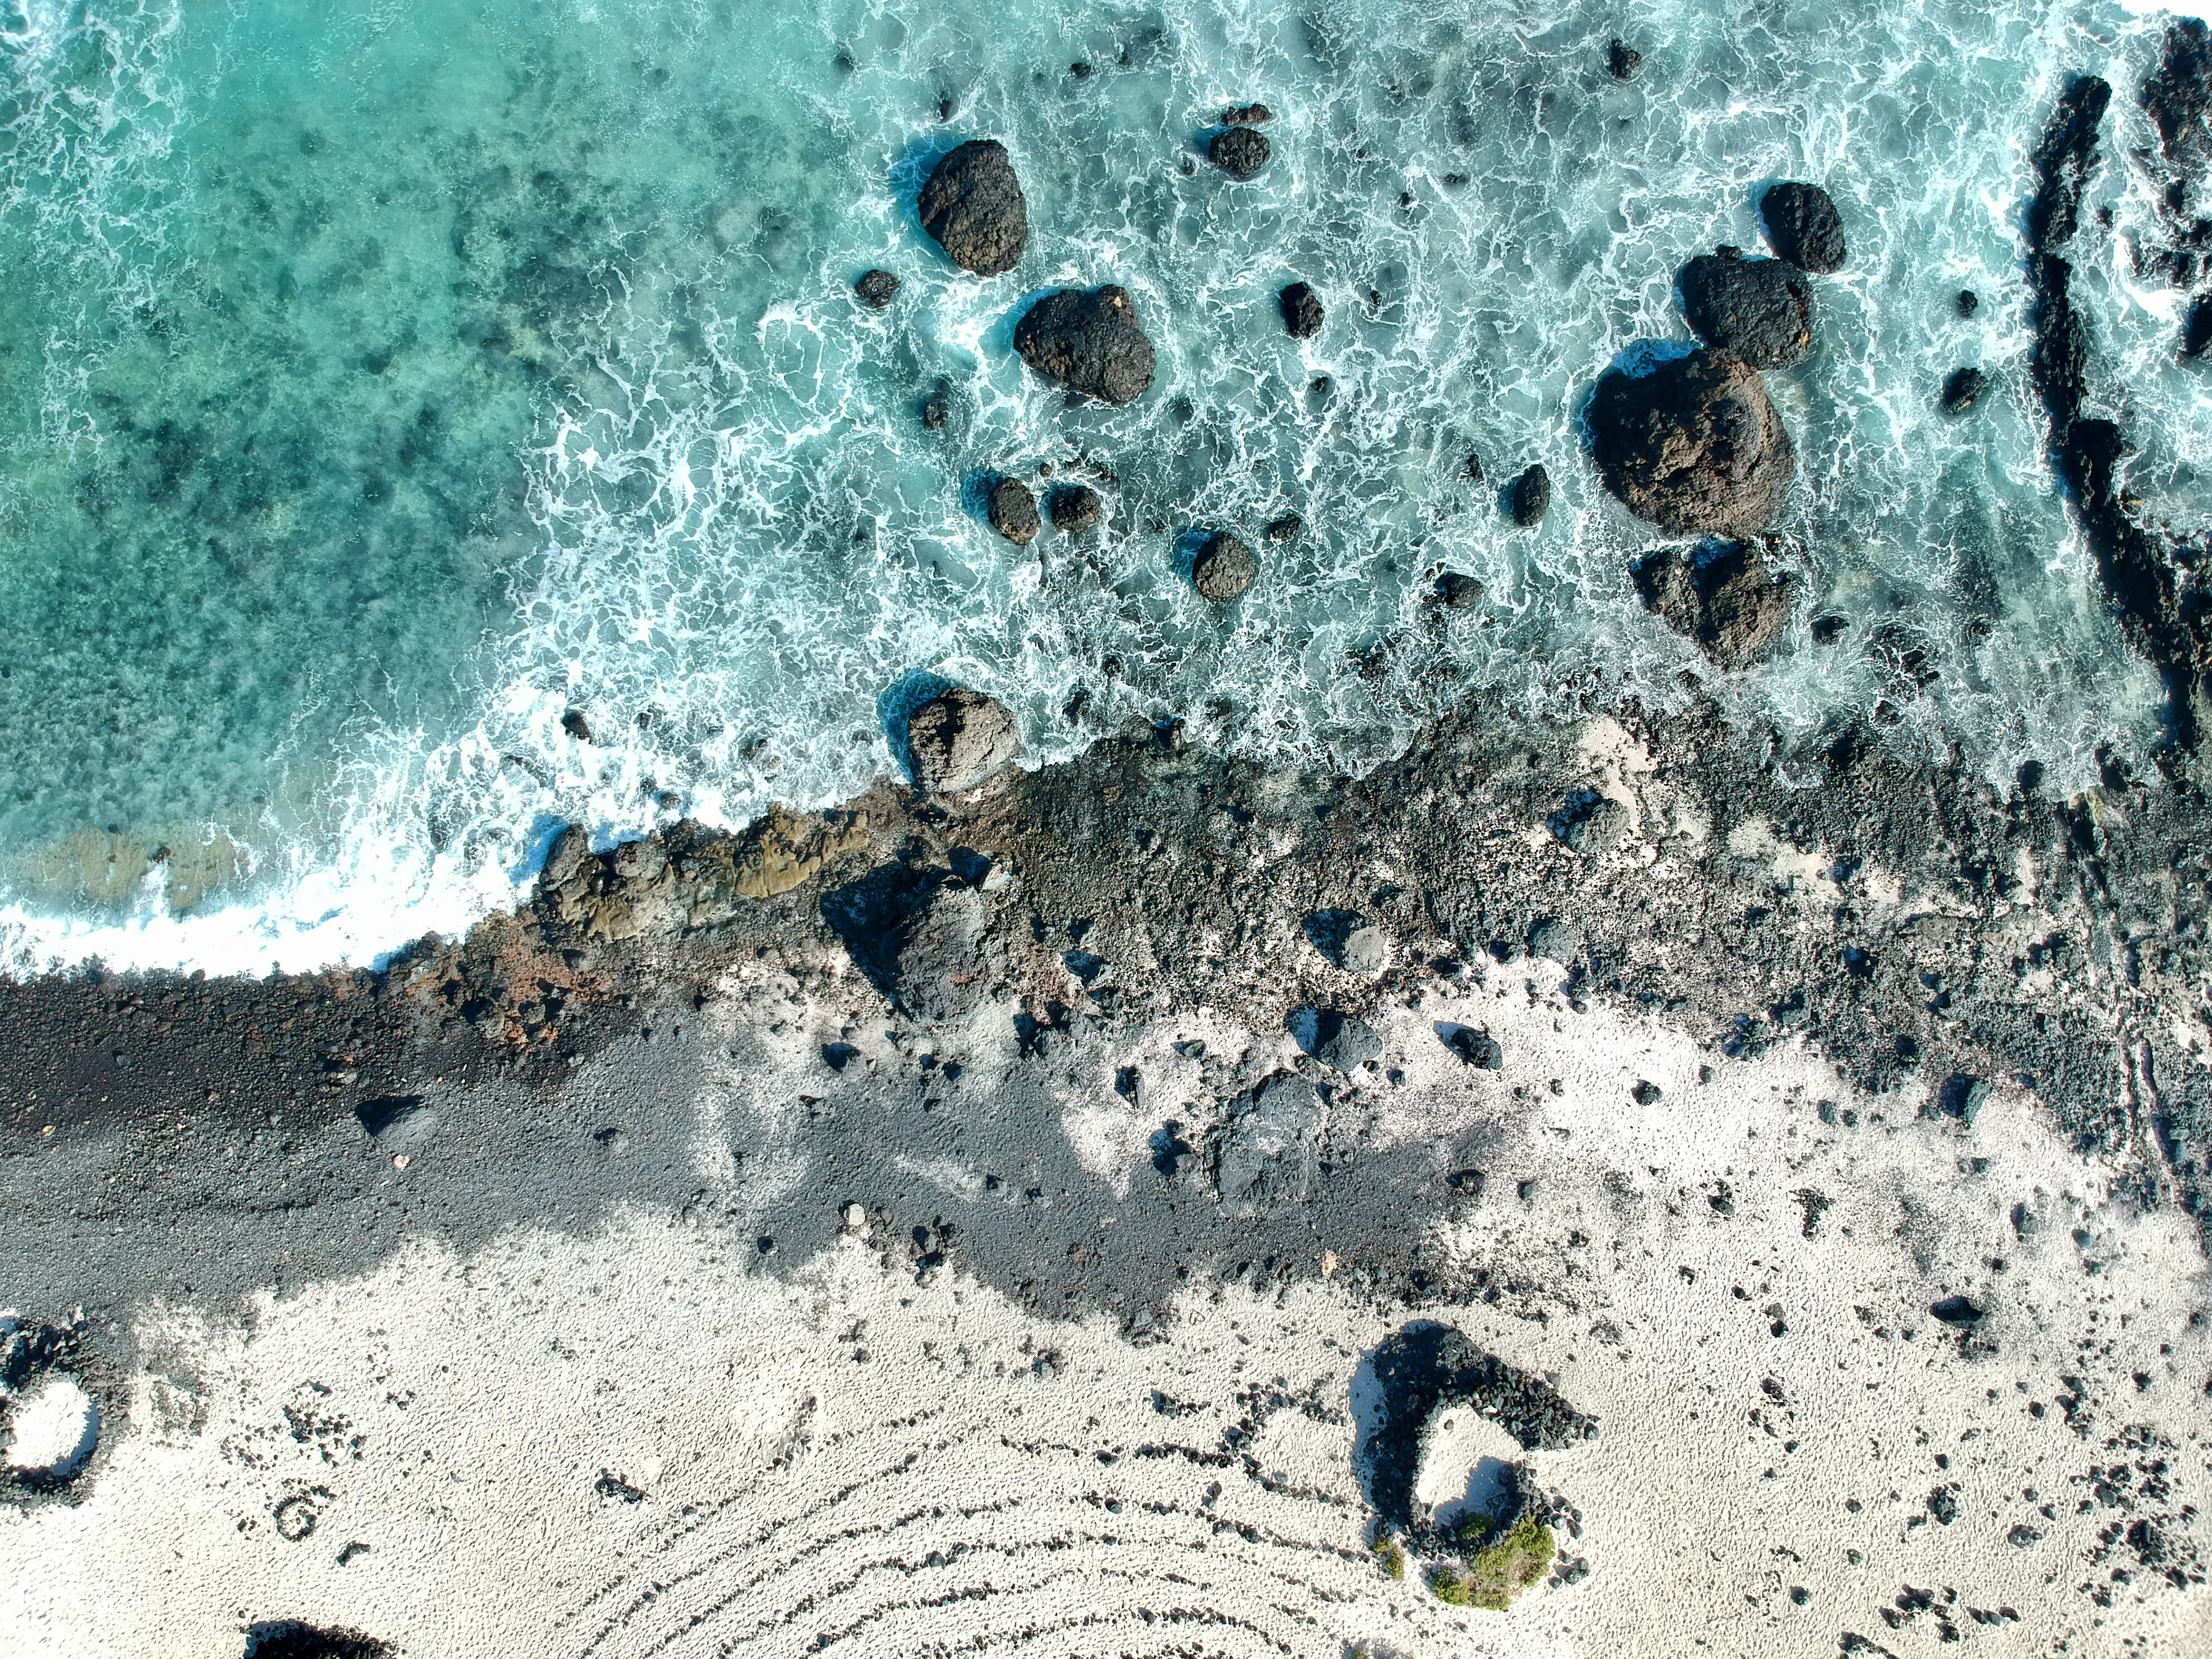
[{"xmin": 0, "ymin": 0, "xmax": 2206, "ymax": 973}]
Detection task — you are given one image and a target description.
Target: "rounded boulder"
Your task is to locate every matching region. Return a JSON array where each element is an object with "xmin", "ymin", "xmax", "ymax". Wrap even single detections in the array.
[
  {"xmin": 1013, "ymin": 285, "xmax": 1157, "ymax": 404},
  {"xmin": 1587, "ymin": 348, "xmax": 1796, "ymax": 537},
  {"xmin": 919, "ymin": 140, "xmax": 1029, "ymax": 276}
]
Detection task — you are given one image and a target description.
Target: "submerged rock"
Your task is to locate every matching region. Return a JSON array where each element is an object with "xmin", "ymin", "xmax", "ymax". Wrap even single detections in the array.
[
  {"xmin": 1941, "ymin": 366, "xmax": 1991, "ymax": 415},
  {"xmin": 1607, "ymin": 39, "xmax": 1642, "ymax": 81},
  {"xmin": 988, "ymin": 477, "xmax": 1040, "ymax": 545},
  {"xmin": 921, "ymin": 390, "xmax": 950, "ymax": 430},
  {"xmin": 1210, "ymin": 125, "xmax": 1270, "ymax": 180},
  {"xmin": 1435, "ymin": 570, "xmax": 1483, "ymax": 609},
  {"xmin": 1013, "ymin": 285, "xmax": 1156, "ymax": 404},
  {"xmin": 1587, "ymin": 348, "xmax": 1795, "ymax": 537},
  {"xmin": 905, "ymin": 688, "xmax": 1021, "ymax": 793},
  {"xmin": 919, "ymin": 139, "xmax": 1029, "ymax": 276},
  {"xmin": 1760, "ymin": 181, "xmax": 1847, "ymax": 273},
  {"xmin": 854, "ymin": 268, "xmax": 901, "ymax": 308},
  {"xmin": 1508, "ymin": 464, "xmax": 1552, "ymax": 527},
  {"xmin": 1279, "ymin": 280, "xmax": 1325, "ymax": 338},
  {"xmin": 1957, "ymin": 288, "xmax": 1981, "ymax": 318},
  {"xmin": 1632, "ymin": 540, "xmax": 1795, "ymax": 667},
  {"xmin": 1049, "ymin": 484, "xmax": 1104, "ymax": 532},
  {"xmin": 1679, "ymin": 249, "xmax": 1812, "ymax": 369},
  {"xmin": 1191, "ymin": 530, "xmax": 1257, "ymax": 601}
]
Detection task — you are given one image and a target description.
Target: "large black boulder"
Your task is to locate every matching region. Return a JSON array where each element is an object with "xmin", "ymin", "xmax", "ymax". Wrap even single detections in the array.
[
  {"xmin": 1191, "ymin": 531, "xmax": 1257, "ymax": 601},
  {"xmin": 1049, "ymin": 484, "xmax": 1104, "ymax": 532},
  {"xmin": 1211, "ymin": 125, "xmax": 1270, "ymax": 180},
  {"xmin": 988, "ymin": 477, "xmax": 1040, "ymax": 545},
  {"xmin": 1759, "ymin": 181, "xmax": 1847, "ymax": 273},
  {"xmin": 1013, "ymin": 286, "xmax": 1157, "ymax": 404},
  {"xmin": 1632, "ymin": 540, "xmax": 1795, "ymax": 667},
  {"xmin": 1587, "ymin": 348, "xmax": 1795, "ymax": 537},
  {"xmin": 919, "ymin": 139, "xmax": 1029, "ymax": 276},
  {"xmin": 1508, "ymin": 463, "xmax": 1552, "ymax": 527},
  {"xmin": 1679, "ymin": 248, "xmax": 1812, "ymax": 369},
  {"xmin": 1279, "ymin": 280, "xmax": 1324, "ymax": 338}
]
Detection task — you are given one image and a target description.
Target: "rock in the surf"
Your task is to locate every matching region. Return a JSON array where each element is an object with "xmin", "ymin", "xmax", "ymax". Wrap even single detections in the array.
[
  {"xmin": 919, "ymin": 140, "xmax": 1029, "ymax": 276},
  {"xmin": 1679, "ymin": 248, "xmax": 1812, "ymax": 369},
  {"xmin": 1509, "ymin": 464, "xmax": 1553, "ymax": 527},
  {"xmin": 1211, "ymin": 125, "xmax": 1270, "ymax": 180},
  {"xmin": 1759, "ymin": 182, "xmax": 1847, "ymax": 273},
  {"xmin": 1587, "ymin": 348, "xmax": 1796, "ymax": 537},
  {"xmin": 1607, "ymin": 40, "xmax": 1642, "ymax": 81},
  {"xmin": 1435, "ymin": 571, "xmax": 1483, "ymax": 609},
  {"xmin": 1280, "ymin": 281, "xmax": 1325, "ymax": 338},
  {"xmin": 854, "ymin": 269, "xmax": 901, "ymax": 308},
  {"xmin": 1940, "ymin": 367, "xmax": 1991, "ymax": 416},
  {"xmin": 1191, "ymin": 531, "xmax": 1257, "ymax": 602},
  {"xmin": 906, "ymin": 688, "xmax": 1022, "ymax": 794},
  {"xmin": 1013, "ymin": 286, "xmax": 1157, "ymax": 404},
  {"xmin": 1265, "ymin": 512, "xmax": 1304, "ymax": 543},
  {"xmin": 1222, "ymin": 103, "xmax": 1274, "ymax": 126},
  {"xmin": 1631, "ymin": 540, "xmax": 1795, "ymax": 668},
  {"xmin": 988, "ymin": 478, "xmax": 1041, "ymax": 545},
  {"xmin": 1049, "ymin": 484, "xmax": 1104, "ymax": 533}
]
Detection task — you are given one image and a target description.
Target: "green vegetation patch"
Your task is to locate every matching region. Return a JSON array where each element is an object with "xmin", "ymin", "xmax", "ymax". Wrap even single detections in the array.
[
  {"xmin": 1463, "ymin": 1516, "xmax": 1555, "ymax": 1609},
  {"xmin": 1373, "ymin": 1538, "xmax": 1407, "ymax": 1581}
]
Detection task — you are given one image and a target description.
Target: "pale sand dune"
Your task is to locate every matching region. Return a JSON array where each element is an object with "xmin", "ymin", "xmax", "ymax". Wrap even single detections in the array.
[{"xmin": 3, "ymin": 978, "xmax": 2207, "ymax": 1656}]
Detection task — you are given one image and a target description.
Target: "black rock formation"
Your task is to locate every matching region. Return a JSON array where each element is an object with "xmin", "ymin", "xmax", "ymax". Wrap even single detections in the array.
[
  {"xmin": 1221, "ymin": 103, "xmax": 1273, "ymax": 125},
  {"xmin": 1587, "ymin": 348, "xmax": 1795, "ymax": 536},
  {"xmin": 1013, "ymin": 286, "xmax": 1156, "ymax": 404},
  {"xmin": 1265, "ymin": 511, "xmax": 1304, "ymax": 543},
  {"xmin": 903, "ymin": 687, "xmax": 1021, "ymax": 794},
  {"xmin": 988, "ymin": 477, "xmax": 1040, "ymax": 545},
  {"xmin": 1049, "ymin": 484, "xmax": 1103, "ymax": 533},
  {"xmin": 1679, "ymin": 248, "xmax": 1813, "ymax": 369},
  {"xmin": 1190, "ymin": 530, "xmax": 1257, "ymax": 601},
  {"xmin": 1760, "ymin": 181, "xmax": 1847, "ymax": 273},
  {"xmin": 241, "ymin": 1623, "xmax": 391, "ymax": 1659},
  {"xmin": 1940, "ymin": 367, "xmax": 1990, "ymax": 416},
  {"xmin": 1632, "ymin": 540, "xmax": 1795, "ymax": 668},
  {"xmin": 1435, "ymin": 571, "xmax": 1482, "ymax": 609},
  {"xmin": 1508, "ymin": 463, "xmax": 1552, "ymax": 527},
  {"xmin": 1957, "ymin": 288, "xmax": 1980, "ymax": 318},
  {"xmin": 854, "ymin": 269, "xmax": 900, "ymax": 308},
  {"xmin": 1210, "ymin": 125, "xmax": 1270, "ymax": 180},
  {"xmin": 1279, "ymin": 280, "xmax": 1324, "ymax": 338},
  {"xmin": 919, "ymin": 139, "xmax": 1029, "ymax": 276},
  {"xmin": 1607, "ymin": 39, "xmax": 1641, "ymax": 81}
]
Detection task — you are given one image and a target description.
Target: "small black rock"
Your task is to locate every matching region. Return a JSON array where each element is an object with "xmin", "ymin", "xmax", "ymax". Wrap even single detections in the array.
[
  {"xmin": 1509, "ymin": 463, "xmax": 1552, "ymax": 527},
  {"xmin": 988, "ymin": 477, "xmax": 1041, "ymax": 545},
  {"xmin": 1210, "ymin": 125, "xmax": 1270, "ymax": 180},
  {"xmin": 1191, "ymin": 531, "xmax": 1258, "ymax": 601},
  {"xmin": 1070, "ymin": 61, "xmax": 1092, "ymax": 79},
  {"xmin": 561, "ymin": 709, "xmax": 591, "ymax": 742},
  {"xmin": 1929, "ymin": 1295, "xmax": 1985, "ymax": 1327},
  {"xmin": 1443, "ymin": 1024, "xmax": 1503, "ymax": 1069},
  {"xmin": 1940, "ymin": 366, "xmax": 1990, "ymax": 416},
  {"xmin": 1957, "ymin": 288, "xmax": 1980, "ymax": 318},
  {"xmin": 1607, "ymin": 39, "xmax": 1641, "ymax": 80},
  {"xmin": 1265, "ymin": 512, "xmax": 1304, "ymax": 543},
  {"xmin": 854, "ymin": 269, "xmax": 900, "ymax": 308},
  {"xmin": 922, "ymin": 394, "xmax": 949, "ymax": 431},
  {"xmin": 1049, "ymin": 484, "xmax": 1104, "ymax": 533},
  {"xmin": 1279, "ymin": 280, "xmax": 1324, "ymax": 338},
  {"xmin": 1760, "ymin": 181, "xmax": 1848, "ymax": 273},
  {"xmin": 1435, "ymin": 571, "xmax": 1482, "ymax": 609},
  {"xmin": 1221, "ymin": 103, "xmax": 1273, "ymax": 125},
  {"xmin": 1463, "ymin": 451, "xmax": 1484, "ymax": 483}
]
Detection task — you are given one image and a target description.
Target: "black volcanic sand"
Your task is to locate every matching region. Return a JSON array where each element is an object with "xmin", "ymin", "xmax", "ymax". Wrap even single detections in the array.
[{"xmin": 3, "ymin": 696, "xmax": 2208, "ymax": 1400}]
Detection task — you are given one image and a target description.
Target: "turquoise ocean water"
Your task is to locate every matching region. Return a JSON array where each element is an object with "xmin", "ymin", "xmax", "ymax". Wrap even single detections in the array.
[{"xmin": 0, "ymin": 0, "xmax": 2204, "ymax": 973}]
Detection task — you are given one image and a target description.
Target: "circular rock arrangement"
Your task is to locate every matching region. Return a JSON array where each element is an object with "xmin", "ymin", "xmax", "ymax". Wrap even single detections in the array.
[
  {"xmin": 1191, "ymin": 530, "xmax": 1257, "ymax": 601},
  {"xmin": 1679, "ymin": 247, "xmax": 1812, "ymax": 369},
  {"xmin": 919, "ymin": 139, "xmax": 1030, "ymax": 276},
  {"xmin": 1759, "ymin": 181, "xmax": 1848, "ymax": 274},
  {"xmin": 1013, "ymin": 286, "xmax": 1157, "ymax": 404},
  {"xmin": 905, "ymin": 688, "xmax": 1022, "ymax": 794},
  {"xmin": 988, "ymin": 477, "xmax": 1040, "ymax": 545},
  {"xmin": 1587, "ymin": 348, "xmax": 1796, "ymax": 536},
  {"xmin": 1279, "ymin": 280, "xmax": 1324, "ymax": 338},
  {"xmin": 1210, "ymin": 125, "xmax": 1270, "ymax": 180}
]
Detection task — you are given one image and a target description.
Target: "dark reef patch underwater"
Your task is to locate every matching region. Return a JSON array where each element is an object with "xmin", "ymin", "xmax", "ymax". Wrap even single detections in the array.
[{"xmin": 1, "ymin": 0, "xmax": 2211, "ymax": 978}]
